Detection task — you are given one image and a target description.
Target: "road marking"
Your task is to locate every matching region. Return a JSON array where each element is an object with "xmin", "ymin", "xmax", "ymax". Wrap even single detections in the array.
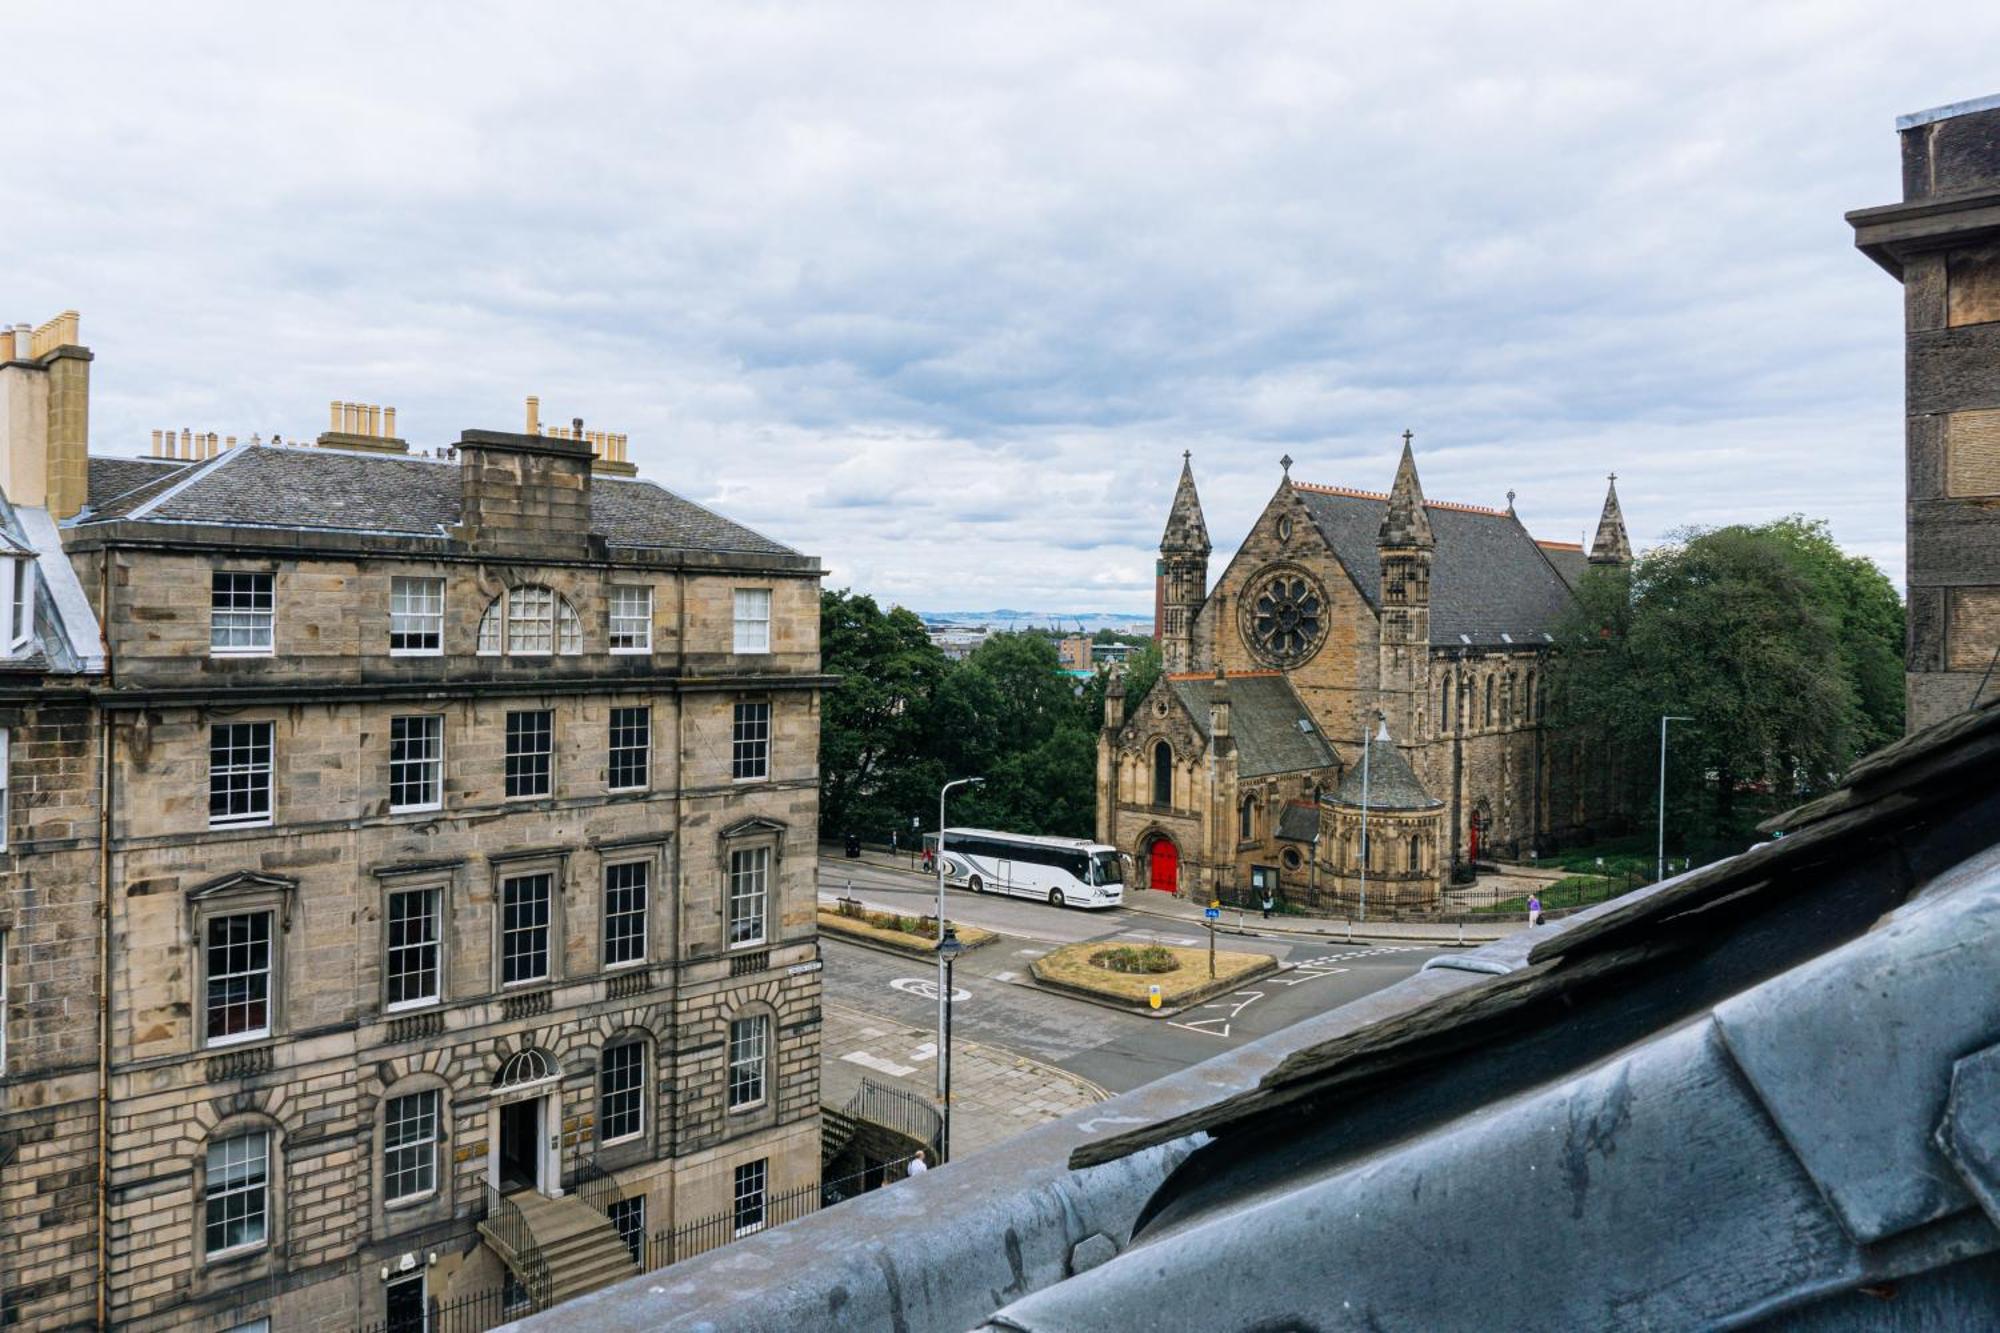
[
  {"xmin": 1016, "ymin": 948, "xmax": 1048, "ymax": 957},
  {"xmin": 1120, "ymin": 932, "xmax": 1200, "ymax": 947},
  {"xmin": 908, "ymin": 1042, "xmax": 937, "ymax": 1063},
  {"xmin": 841, "ymin": 1052, "xmax": 918, "ymax": 1077},
  {"xmin": 994, "ymin": 970, "xmax": 1020, "ymax": 982},
  {"xmin": 1291, "ymin": 945, "xmax": 1430, "ymax": 969},
  {"xmin": 1273, "ymin": 966, "xmax": 1349, "ymax": 987},
  {"xmin": 1167, "ymin": 989, "xmax": 1266, "ymax": 1038},
  {"xmin": 889, "ymin": 978, "xmax": 971, "ymax": 1003}
]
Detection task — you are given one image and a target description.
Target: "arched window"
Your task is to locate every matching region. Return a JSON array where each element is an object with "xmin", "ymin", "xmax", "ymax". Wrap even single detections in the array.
[
  {"xmin": 477, "ymin": 586, "xmax": 584, "ymax": 657},
  {"xmin": 1152, "ymin": 741, "xmax": 1173, "ymax": 807},
  {"xmin": 1527, "ymin": 670, "xmax": 1539, "ymax": 721},
  {"xmin": 1407, "ymin": 837, "xmax": 1421, "ymax": 872},
  {"xmin": 1502, "ymin": 675, "xmax": 1514, "ymax": 727},
  {"xmin": 1239, "ymin": 797, "xmax": 1256, "ymax": 842},
  {"xmin": 1439, "ymin": 673, "xmax": 1451, "ymax": 732},
  {"xmin": 497, "ymin": 1048, "xmax": 558, "ymax": 1088},
  {"xmin": 1484, "ymin": 676, "xmax": 1495, "ymax": 728}
]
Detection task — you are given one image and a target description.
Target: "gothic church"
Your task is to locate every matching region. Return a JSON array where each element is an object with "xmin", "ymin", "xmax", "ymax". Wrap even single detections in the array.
[{"xmin": 1095, "ymin": 439, "xmax": 1630, "ymax": 911}]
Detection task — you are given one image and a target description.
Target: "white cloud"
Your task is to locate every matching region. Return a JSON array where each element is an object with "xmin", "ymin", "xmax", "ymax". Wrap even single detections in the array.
[{"xmin": 5, "ymin": 0, "xmax": 1989, "ymax": 607}]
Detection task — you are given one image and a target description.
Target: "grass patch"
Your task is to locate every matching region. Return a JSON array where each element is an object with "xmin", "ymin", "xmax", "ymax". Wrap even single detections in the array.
[
  {"xmin": 1032, "ymin": 940, "xmax": 1273, "ymax": 1005},
  {"xmin": 1478, "ymin": 874, "xmax": 1625, "ymax": 917},
  {"xmin": 817, "ymin": 907, "xmax": 993, "ymax": 954}
]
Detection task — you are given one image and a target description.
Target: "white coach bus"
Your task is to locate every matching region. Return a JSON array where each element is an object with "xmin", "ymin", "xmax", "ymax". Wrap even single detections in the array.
[{"xmin": 931, "ymin": 827, "xmax": 1126, "ymax": 909}]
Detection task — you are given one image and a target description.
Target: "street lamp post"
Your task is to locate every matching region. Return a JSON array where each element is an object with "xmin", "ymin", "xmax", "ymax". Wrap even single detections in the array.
[
  {"xmin": 1357, "ymin": 713, "xmax": 1387, "ymax": 923},
  {"xmin": 935, "ymin": 777, "xmax": 982, "ymax": 1098},
  {"xmin": 936, "ymin": 927, "xmax": 964, "ymax": 1163},
  {"xmin": 1658, "ymin": 715, "xmax": 1693, "ymax": 882}
]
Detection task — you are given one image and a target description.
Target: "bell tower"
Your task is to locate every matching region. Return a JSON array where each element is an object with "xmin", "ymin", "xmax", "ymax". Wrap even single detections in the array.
[
  {"xmin": 1377, "ymin": 432, "xmax": 1435, "ymax": 742},
  {"xmin": 1157, "ymin": 452, "xmax": 1211, "ymax": 674}
]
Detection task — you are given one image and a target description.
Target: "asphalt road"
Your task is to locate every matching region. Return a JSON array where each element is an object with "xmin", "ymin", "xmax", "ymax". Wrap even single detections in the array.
[{"xmin": 818, "ymin": 860, "xmax": 1438, "ymax": 1093}]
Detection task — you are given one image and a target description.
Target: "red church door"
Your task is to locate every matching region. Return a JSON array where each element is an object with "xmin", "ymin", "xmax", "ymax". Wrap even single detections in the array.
[{"xmin": 1149, "ymin": 839, "xmax": 1179, "ymax": 894}]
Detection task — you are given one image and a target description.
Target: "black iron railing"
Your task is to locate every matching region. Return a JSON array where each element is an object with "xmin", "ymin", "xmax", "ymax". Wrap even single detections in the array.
[
  {"xmin": 354, "ymin": 1284, "xmax": 517, "ymax": 1333},
  {"xmin": 843, "ymin": 1077, "xmax": 943, "ymax": 1160},
  {"xmin": 644, "ymin": 1181, "xmax": 821, "ymax": 1271},
  {"xmin": 481, "ymin": 1185, "xmax": 551, "ymax": 1310},
  {"xmin": 565, "ymin": 1153, "xmax": 624, "ymax": 1224}
]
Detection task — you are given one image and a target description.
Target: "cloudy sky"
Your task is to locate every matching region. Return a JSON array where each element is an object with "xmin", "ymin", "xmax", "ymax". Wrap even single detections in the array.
[{"xmin": 9, "ymin": 3, "xmax": 1997, "ymax": 611}]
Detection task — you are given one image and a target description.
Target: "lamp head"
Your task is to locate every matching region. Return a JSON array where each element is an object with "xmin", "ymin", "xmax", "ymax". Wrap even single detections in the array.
[{"xmin": 937, "ymin": 926, "xmax": 964, "ymax": 963}]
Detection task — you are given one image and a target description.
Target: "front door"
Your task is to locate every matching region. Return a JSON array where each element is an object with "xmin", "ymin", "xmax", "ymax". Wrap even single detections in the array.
[
  {"xmin": 498, "ymin": 1098, "xmax": 541, "ymax": 1194},
  {"xmin": 997, "ymin": 859, "xmax": 1013, "ymax": 894},
  {"xmin": 1149, "ymin": 839, "xmax": 1179, "ymax": 894}
]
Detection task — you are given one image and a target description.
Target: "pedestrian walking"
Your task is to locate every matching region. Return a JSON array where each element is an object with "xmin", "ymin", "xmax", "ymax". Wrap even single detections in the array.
[
  {"xmin": 1527, "ymin": 891, "xmax": 1543, "ymax": 927},
  {"xmin": 906, "ymin": 1155, "xmax": 928, "ymax": 1177},
  {"xmin": 1261, "ymin": 891, "xmax": 1275, "ymax": 920}
]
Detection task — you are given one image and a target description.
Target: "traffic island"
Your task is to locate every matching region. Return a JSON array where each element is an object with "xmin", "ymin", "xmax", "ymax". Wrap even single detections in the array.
[
  {"xmin": 817, "ymin": 903, "xmax": 996, "ymax": 957},
  {"xmin": 1029, "ymin": 941, "xmax": 1277, "ymax": 1012}
]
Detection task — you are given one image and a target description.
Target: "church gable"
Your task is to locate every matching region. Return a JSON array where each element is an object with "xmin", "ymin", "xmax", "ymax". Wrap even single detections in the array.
[{"xmin": 1198, "ymin": 477, "xmax": 1379, "ymax": 699}]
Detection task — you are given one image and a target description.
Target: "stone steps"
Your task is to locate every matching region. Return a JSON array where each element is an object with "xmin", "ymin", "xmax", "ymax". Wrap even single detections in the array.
[{"xmin": 480, "ymin": 1189, "xmax": 640, "ymax": 1310}]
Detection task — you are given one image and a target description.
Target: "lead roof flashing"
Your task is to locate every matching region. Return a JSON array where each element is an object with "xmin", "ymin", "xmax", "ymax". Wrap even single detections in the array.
[{"xmin": 1897, "ymin": 92, "xmax": 2000, "ymax": 130}]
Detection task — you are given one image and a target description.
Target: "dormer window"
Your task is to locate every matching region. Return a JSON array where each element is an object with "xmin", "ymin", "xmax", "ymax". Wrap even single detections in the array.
[
  {"xmin": 6, "ymin": 555, "xmax": 33, "ymax": 651},
  {"xmin": 476, "ymin": 585, "xmax": 583, "ymax": 657}
]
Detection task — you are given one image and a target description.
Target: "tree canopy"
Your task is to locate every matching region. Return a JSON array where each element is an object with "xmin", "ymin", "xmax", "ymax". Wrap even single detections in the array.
[
  {"xmin": 817, "ymin": 590, "xmax": 1121, "ymax": 841},
  {"xmin": 1547, "ymin": 517, "xmax": 1903, "ymax": 849}
]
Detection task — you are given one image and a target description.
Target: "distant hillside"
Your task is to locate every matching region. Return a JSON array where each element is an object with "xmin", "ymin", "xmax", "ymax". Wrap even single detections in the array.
[{"xmin": 917, "ymin": 610, "xmax": 1153, "ymax": 634}]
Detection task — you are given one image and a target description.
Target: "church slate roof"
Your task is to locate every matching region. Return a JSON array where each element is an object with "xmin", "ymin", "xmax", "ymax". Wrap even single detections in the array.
[
  {"xmin": 1275, "ymin": 802, "xmax": 1320, "ymax": 843},
  {"xmin": 1165, "ymin": 673, "xmax": 1339, "ymax": 779},
  {"xmin": 1295, "ymin": 487, "xmax": 1575, "ymax": 648},
  {"xmin": 72, "ymin": 444, "xmax": 798, "ymax": 556},
  {"xmin": 1537, "ymin": 541, "xmax": 1589, "ymax": 589},
  {"xmin": 1328, "ymin": 738, "xmax": 1440, "ymax": 809}
]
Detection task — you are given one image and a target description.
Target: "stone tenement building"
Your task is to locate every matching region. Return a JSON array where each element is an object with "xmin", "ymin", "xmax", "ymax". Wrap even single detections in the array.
[
  {"xmin": 1850, "ymin": 93, "xmax": 2000, "ymax": 730},
  {"xmin": 1098, "ymin": 443, "xmax": 1628, "ymax": 912},
  {"xmin": 0, "ymin": 316, "xmax": 827, "ymax": 1331}
]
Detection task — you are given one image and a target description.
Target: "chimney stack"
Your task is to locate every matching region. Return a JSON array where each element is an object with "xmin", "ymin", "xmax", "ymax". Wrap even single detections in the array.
[
  {"xmin": 316, "ymin": 398, "xmax": 409, "ymax": 454},
  {"xmin": 0, "ymin": 310, "xmax": 91, "ymax": 517}
]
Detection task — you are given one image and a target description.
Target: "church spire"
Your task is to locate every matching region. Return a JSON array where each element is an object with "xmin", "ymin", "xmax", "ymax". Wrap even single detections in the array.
[
  {"xmin": 1377, "ymin": 431, "xmax": 1435, "ymax": 549},
  {"xmin": 1161, "ymin": 450, "xmax": 1211, "ymax": 555},
  {"xmin": 1589, "ymin": 473, "xmax": 1632, "ymax": 565},
  {"xmin": 1156, "ymin": 452, "xmax": 1211, "ymax": 673}
]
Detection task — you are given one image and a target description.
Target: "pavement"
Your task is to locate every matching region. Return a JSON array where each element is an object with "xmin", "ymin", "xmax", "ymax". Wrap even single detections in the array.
[
  {"xmin": 821, "ymin": 1000, "xmax": 1109, "ymax": 1159},
  {"xmin": 823, "ymin": 843, "xmax": 1527, "ymax": 945}
]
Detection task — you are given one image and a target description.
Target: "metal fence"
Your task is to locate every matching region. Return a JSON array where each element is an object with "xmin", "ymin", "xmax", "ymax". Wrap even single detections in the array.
[
  {"xmin": 645, "ymin": 1180, "xmax": 822, "ymax": 1271},
  {"xmin": 355, "ymin": 1285, "xmax": 522, "ymax": 1333},
  {"xmin": 843, "ymin": 1076, "xmax": 943, "ymax": 1160},
  {"xmin": 1211, "ymin": 867, "xmax": 1654, "ymax": 923}
]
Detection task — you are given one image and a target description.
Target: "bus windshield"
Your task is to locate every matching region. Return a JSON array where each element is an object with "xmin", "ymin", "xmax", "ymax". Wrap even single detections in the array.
[{"xmin": 1091, "ymin": 852, "xmax": 1123, "ymax": 885}]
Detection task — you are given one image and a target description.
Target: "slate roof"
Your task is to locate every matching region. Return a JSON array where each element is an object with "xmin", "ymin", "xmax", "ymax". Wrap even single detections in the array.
[
  {"xmin": 85, "ymin": 456, "xmax": 187, "ymax": 512},
  {"xmin": 72, "ymin": 444, "xmax": 797, "ymax": 556},
  {"xmin": 1295, "ymin": 485, "xmax": 1574, "ymax": 647},
  {"xmin": 1328, "ymin": 739, "xmax": 1439, "ymax": 809},
  {"xmin": 1165, "ymin": 672, "xmax": 1339, "ymax": 779},
  {"xmin": 1537, "ymin": 540, "xmax": 1588, "ymax": 589},
  {"xmin": 1275, "ymin": 802, "xmax": 1320, "ymax": 843}
]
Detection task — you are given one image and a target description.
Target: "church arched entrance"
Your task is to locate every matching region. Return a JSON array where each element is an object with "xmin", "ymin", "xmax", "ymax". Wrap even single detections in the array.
[{"xmin": 1147, "ymin": 836, "xmax": 1180, "ymax": 894}]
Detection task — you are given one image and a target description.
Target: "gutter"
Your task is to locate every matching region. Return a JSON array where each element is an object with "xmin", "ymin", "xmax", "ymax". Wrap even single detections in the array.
[{"xmin": 93, "ymin": 552, "xmax": 114, "ymax": 1331}]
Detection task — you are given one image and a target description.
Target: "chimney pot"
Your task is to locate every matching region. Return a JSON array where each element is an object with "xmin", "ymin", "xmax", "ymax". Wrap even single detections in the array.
[
  {"xmin": 150, "ymin": 429, "xmax": 163, "ymax": 457},
  {"xmin": 384, "ymin": 406, "xmax": 396, "ymax": 437},
  {"xmin": 329, "ymin": 400, "xmax": 342, "ymax": 431},
  {"xmin": 525, "ymin": 396, "xmax": 541, "ymax": 434},
  {"xmin": 366, "ymin": 404, "xmax": 381, "ymax": 437}
]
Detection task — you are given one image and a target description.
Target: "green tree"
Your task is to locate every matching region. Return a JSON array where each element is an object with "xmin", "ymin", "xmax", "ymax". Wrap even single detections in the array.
[
  {"xmin": 1548, "ymin": 518, "xmax": 1903, "ymax": 851},
  {"xmin": 818, "ymin": 589, "xmax": 947, "ymax": 839}
]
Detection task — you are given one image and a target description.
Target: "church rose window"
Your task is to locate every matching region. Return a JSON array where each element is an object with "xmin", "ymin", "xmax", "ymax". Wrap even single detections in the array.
[{"xmin": 1244, "ymin": 568, "xmax": 1328, "ymax": 666}]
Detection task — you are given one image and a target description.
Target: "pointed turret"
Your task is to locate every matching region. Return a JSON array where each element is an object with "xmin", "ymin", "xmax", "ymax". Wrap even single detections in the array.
[
  {"xmin": 1377, "ymin": 434, "xmax": 1435, "ymax": 550},
  {"xmin": 1161, "ymin": 452, "xmax": 1212, "ymax": 556},
  {"xmin": 1376, "ymin": 432, "xmax": 1435, "ymax": 747},
  {"xmin": 1589, "ymin": 473, "xmax": 1632, "ymax": 566},
  {"xmin": 1156, "ymin": 452, "xmax": 1211, "ymax": 673}
]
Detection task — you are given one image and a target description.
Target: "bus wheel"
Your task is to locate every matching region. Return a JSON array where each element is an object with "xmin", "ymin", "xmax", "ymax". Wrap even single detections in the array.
[
  {"xmin": 968, "ymin": 875, "xmax": 984, "ymax": 894},
  {"xmin": 1048, "ymin": 889, "xmax": 1065, "ymax": 908}
]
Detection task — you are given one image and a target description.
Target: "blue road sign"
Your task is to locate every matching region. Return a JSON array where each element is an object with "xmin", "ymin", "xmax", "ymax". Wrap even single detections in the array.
[{"xmin": 1204, "ymin": 907, "xmax": 1220, "ymax": 921}]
